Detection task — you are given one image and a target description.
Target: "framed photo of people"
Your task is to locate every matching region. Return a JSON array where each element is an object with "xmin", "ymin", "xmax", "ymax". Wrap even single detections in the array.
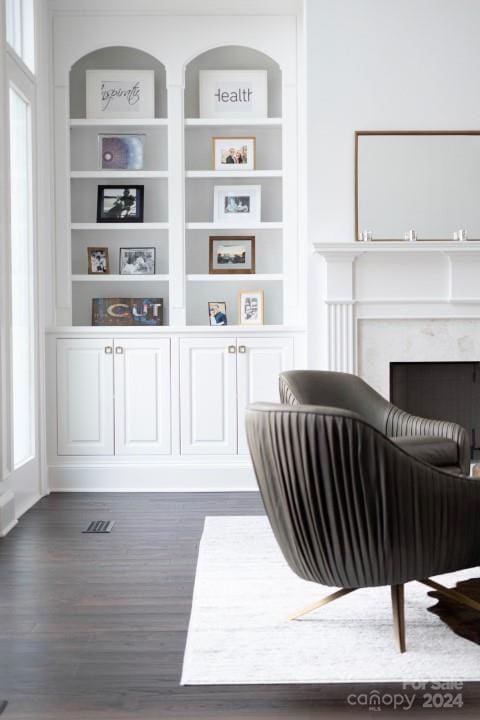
[
  {"xmin": 119, "ymin": 247, "xmax": 155, "ymax": 275},
  {"xmin": 87, "ymin": 247, "xmax": 109, "ymax": 274},
  {"xmin": 212, "ymin": 137, "xmax": 255, "ymax": 171},
  {"xmin": 213, "ymin": 185, "xmax": 261, "ymax": 225},
  {"xmin": 208, "ymin": 301, "xmax": 228, "ymax": 326},
  {"xmin": 96, "ymin": 185, "xmax": 144, "ymax": 223}
]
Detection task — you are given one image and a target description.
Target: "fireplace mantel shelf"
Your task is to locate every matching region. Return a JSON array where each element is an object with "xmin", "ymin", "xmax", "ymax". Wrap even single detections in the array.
[{"xmin": 313, "ymin": 241, "xmax": 480, "ymax": 255}]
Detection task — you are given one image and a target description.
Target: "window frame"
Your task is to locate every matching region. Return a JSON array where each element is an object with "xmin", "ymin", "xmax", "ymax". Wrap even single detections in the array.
[
  {"xmin": 4, "ymin": 35, "xmax": 40, "ymax": 475},
  {"xmin": 8, "ymin": 78, "xmax": 36, "ymax": 469},
  {"xmin": 5, "ymin": 0, "xmax": 35, "ymax": 74}
]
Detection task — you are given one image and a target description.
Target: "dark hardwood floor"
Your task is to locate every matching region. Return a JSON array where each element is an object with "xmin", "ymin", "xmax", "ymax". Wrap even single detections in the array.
[{"xmin": 0, "ymin": 492, "xmax": 479, "ymax": 719}]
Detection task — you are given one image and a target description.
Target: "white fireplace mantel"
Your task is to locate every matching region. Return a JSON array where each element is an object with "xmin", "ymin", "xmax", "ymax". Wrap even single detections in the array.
[{"xmin": 313, "ymin": 241, "xmax": 480, "ymax": 378}]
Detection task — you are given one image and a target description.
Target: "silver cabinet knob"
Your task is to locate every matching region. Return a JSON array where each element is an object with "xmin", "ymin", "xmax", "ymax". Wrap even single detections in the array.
[
  {"xmin": 115, "ymin": 346, "xmax": 124, "ymax": 354},
  {"xmin": 104, "ymin": 346, "xmax": 113, "ymax": 354},
  {"xmin": 238, "ymin": 345, "xmax": 246, "ymax": 353},
  {"xmin": 228, "ymin": 345, "xmax": 236, "ymax": 354}
]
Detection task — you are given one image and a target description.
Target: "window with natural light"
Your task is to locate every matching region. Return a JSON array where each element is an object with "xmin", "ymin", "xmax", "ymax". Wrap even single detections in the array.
[
  {"xmin": 9, "ymin": 86, "xmax": 36, "ymax": 468},
  {"xmin": 6, "ymin": 0, "xmax": 35, "ymax": 72}
]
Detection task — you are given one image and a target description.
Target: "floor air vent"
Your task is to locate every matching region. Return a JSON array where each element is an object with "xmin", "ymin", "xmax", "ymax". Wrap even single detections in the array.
[{"xmin": 82, "ymin": 520, "xmax": 115, "ymax": 534}]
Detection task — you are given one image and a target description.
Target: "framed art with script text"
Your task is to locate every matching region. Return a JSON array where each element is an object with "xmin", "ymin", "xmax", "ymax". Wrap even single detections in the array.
[{"xmin": 86, "ymin": 70, "xmax": 155, "ymax": 119}]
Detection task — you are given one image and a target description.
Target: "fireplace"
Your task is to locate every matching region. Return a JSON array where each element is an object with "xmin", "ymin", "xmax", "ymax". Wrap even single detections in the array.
[{"xmin": 390, "ymin": 362, "xmax": 480, "ymax": 461}]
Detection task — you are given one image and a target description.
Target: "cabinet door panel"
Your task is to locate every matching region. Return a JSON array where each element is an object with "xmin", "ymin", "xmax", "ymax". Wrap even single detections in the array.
[
  {"xmin": 114, "ymin": 339, "xmax": 171, "ymax": 455},
  {"xmin": 180, "ymin": 338, "xmax": 237, "ymax": 454},
  {"xmin": 237, "ymin": 337, "xmax": 294, "ymax": 454},
  {"xmin": 57, "ymin": 339, "xmax": 114, "ymax": 455}
]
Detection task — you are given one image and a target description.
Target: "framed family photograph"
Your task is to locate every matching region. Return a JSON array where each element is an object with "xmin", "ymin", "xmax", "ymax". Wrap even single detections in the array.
[
  {"xmin": 92, "ymin": 298, "xmax": 163, "ymax": 326},
  {"xmin": 208, "ymin": 301, "xmax": 228, "ymax": 326},
  {"xmin": 209, "ymin": 236, "xmax": 255, "ymax": 274},
  {"xmin": 213, "ymin": 185, "xmax": 261, "ymax": 225},
  {"xmin": 199, "ymin": 70, "xmax": 267, "ymax": 119},
  {"xmin": 212, "ymin": 137, "xmax": 255, "ymax": 170},
  {"xmin": 98, "ymin": 134, "xmax": 145, "ymax": 170},
  {"xmin": 96, "ymin": 185, "xmax": 144, "ymax": 223},
  {"xmin": 238, "ymin": 290, "xmax": 264, "ymax": 326},
  {"xmin": 86, "ymin": 70, "xmax": 155, "ymax": 119},
  {"xmin": 87, "ymin": 247, "xmax": 109, "ymax": 274},
  {"xmin": 119, "ymin": 247, "xmax": 155, "ymax": 275}
]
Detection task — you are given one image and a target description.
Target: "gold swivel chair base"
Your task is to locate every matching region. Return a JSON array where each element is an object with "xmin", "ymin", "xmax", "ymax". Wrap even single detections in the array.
[{"xmin": 288, "ymin": 578, "xmax": 480, "ymax": 653}]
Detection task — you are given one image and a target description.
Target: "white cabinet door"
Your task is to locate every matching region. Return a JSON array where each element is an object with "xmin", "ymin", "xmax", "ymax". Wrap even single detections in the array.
[
  {"xmin": 57, "ymin": 339, "xmax": 114, "ymax": 455},
  {"xmin": 237, "ymin": 337, "xmax": 294, "ymax": 454},
  {"xmin": 180, "ymin": 337, "xmax": 237, "ymax": 455},
  {"xmin": 114, "ymin": 339, "xmax": 171, "ymax": 455}
]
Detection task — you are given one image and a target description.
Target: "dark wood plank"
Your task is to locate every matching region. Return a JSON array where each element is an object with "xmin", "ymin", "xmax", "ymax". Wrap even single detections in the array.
[{"xmin": 0, "ymin": 492, "xmax": 479, "ymax": 719}]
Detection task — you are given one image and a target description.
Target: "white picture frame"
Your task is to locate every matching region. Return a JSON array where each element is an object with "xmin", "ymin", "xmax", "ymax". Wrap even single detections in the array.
[
  {"xmin": 238, "ymin": 289, "xmax": 264, "ymax": 326},
  {"xmin": 199, "ymin": 70, "xmax": 267, "ymax": 119},
  {"xmin": 212, "ymin": 137, "xmax": 256, "ymax": 171},
  {"xmin": 86, "ymin": 70, "xmax": 155, "ymax": 119},
  {"xmin": 213, "ymin": 185, "xmax": 261, "ymax": 225}
]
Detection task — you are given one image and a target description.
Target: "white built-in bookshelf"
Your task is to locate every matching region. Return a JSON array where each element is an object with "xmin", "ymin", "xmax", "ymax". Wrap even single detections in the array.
[{"xmin": 66, "ymin": 44, "xmax": 295, "ymax": 328}]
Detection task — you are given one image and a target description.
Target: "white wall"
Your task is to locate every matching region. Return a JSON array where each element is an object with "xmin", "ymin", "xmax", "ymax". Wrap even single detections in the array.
[{"xmin": 305, "ymin": 0, "xmax": 480, "ymax": 365}]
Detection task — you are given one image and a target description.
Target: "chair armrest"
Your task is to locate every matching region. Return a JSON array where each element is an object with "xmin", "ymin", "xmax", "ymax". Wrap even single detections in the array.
[{"xmin": 386, "ymin": 407, "xmax": 470, "ymax": 474}]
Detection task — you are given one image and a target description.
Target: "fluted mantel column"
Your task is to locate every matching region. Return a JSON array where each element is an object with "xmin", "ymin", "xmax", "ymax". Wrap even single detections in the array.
[{"xmin": 313, "ymin": 246, "xmax": 363, "ymax": 373}]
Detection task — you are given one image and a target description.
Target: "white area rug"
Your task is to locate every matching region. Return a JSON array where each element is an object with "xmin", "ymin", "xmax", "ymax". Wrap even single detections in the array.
[{"xmin": 181, "ymin": 516, "xmax": 480, "ymax": 685}]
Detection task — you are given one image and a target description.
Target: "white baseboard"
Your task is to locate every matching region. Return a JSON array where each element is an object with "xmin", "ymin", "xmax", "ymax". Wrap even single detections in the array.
[
  {"xmin": 0, "ymin": 490, "xmax": 17, "ymax": 536},
  {"xmin": 48, "ymin": 463, "xmax": 259, "ymax": 492}
]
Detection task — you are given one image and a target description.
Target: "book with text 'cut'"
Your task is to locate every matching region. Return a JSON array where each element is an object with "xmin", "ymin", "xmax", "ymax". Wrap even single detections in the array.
[{"xmin": 92, "ymin": 298, "xmax": 163, "ymax": 326}]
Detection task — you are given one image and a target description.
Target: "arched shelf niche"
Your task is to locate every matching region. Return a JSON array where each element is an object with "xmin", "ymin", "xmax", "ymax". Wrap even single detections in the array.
[
  {"xmin": 183, "ymin": 45, "xmax": 285, "ymax": 327},
  {"xmin": 184, "ymin": 45, "xmax": 282, "ymax": 119},
  {"xmin": 69, "ymin": 46, "xmax": 167, "ymax": 119},
  {"xmin": 67, "ymin": 46, "xmax": 170, "ymax": 327}
]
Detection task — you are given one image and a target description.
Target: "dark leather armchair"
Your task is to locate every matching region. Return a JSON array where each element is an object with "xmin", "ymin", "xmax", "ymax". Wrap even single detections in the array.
[
  {"xmin": 279, "ymin": 370, "xmax": 470, "ymax": 475},
  {"xmin": 245, "ymin": 401, "xmax": 480, "ymax": 652}
]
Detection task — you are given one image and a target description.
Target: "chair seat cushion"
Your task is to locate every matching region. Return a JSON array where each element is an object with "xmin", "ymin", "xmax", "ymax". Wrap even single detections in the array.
[{"xmin": 390, "ymin": 435, "xmax": 459, "ymax": 467}]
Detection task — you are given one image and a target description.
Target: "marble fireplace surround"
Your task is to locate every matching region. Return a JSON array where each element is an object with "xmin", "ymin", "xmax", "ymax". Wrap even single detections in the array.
[{"xmin": 313, "ymin": 242, "xmax": 480, "ymax": 400}]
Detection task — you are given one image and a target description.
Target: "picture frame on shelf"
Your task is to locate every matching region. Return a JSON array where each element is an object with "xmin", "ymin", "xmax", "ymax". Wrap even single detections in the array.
[
  {"xmin": 119, "ymin": 247, "xmax": 155, "ymax": 275},
  {"xmin": 97, "ymin": 185, "xmax": 144, "ymax": 223},
  {"xmin": 86, "ymin": 70, "xmax": 155, "ymax": 119},
  {"xmin": 87, "ymin": 247, "xmax": 109, "ymax": 274},
  {"xmin": 212, "ymin": 137, "xmax": 255, "ymax": 171},
  {"xmin": 238, "ymin": 289, "xmax": 264, "ymax": 326},
  {"xmin": 209, "ymin": 236, "xmax": 255, "ymax": 274},
  {"xmin": 199, "ymin": 70, "xmax": 267, "ymax": 119},
  {"xmin": 92, "ymin": 298, "xmax": 163, "ymax": 326},
  {"xmin": 213, "ymin": 185, "xmax": 261, "ymax": 225},
  {"xmin": 98, "ymin": 134, "xmax": 145, "ymax": 170},
  {"xmin": 208, "ymin": 301, "xmax": 228, "ymax": 326}
]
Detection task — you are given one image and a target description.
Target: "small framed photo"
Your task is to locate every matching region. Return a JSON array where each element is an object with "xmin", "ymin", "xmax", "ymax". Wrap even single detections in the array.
[
  {"xmin": 209, "ymin": 236, "xmax": 255, "ymax": 274},
  {"xmin": 213, "ymin": 185, "xmax": 261, "ymax": 225},
  {"xmin": 98, "ymin": 134, "xmax": 145, "ymax": 170},
  {"xmin": 199, "ymin": 70, "xmax": 267, "ymax": 119},
  {"xmin": 119, "ymin": 247, "xmax": 155, "ymax": 275},
  {"xmin": 97, "ymin": 185, "xmax": 144, "ymax": 223},
  {"xmin": 212, "ymin": 137, "xmax": 255, "ymax": 171},
  {"xmin": 208, "ymin": 301, "xmax": 228, "ymax": 326},
  {"xmin": 87, "ymin": 247, "xmax": 109, "ymax": 274},
  {"xmin": 238, "ymin": 290, "xmax": 264, "ymax": 326},
  {"xmin": 86, "ymin": 70, "xmax": 155, "ymax": 119}
]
